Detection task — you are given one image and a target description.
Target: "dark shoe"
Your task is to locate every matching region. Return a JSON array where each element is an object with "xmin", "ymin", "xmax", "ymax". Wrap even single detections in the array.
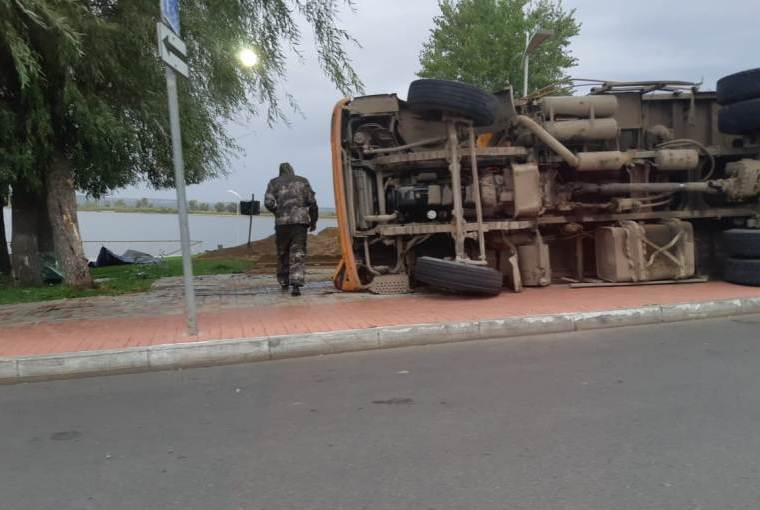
[
  {"xmin": 280, "ymin": 284, "xmax": 289, "ymax": 292},
  {"xmin": 291, "ymin": 285, "xmax": 301, "ymax": 297}
]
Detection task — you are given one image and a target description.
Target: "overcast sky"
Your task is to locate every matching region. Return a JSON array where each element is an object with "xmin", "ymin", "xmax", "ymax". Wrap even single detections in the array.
[{"xmin": 118, "ymin": 0, "xmax": 760, "ymax": 207}]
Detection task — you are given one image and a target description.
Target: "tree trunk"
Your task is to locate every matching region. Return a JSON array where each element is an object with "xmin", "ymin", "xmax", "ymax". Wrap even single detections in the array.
[
  {"xmin": 10, "ymin": 185, "xmax": 43, "ymax": 286},
  {"xmin": 46, "ymin": 155, "xmax": 92, "ymax": 288},
  {"xmin": 36, "ymin": 188, "xmax": 55, "ymax": 255},
  {"xmin": 0, "ymin": 192, "xmax": 11, "ymax": 276}
]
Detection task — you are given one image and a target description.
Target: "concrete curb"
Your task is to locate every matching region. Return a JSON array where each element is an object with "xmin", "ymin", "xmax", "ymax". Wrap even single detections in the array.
[{"xmin": 2, "ymin": 296, "xmax": 760, "ymax": 384}]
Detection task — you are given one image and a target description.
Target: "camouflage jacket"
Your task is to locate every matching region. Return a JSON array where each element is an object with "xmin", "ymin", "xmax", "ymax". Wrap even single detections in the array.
[{"xmin": 264, "ymin": 164, "xmax": 318, "ymax": 226}]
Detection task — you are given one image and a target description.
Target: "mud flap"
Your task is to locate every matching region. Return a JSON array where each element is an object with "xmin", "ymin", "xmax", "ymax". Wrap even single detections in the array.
[{"xmin": 331, "ymin": 99, "xmax": 363, "ymax": 291}]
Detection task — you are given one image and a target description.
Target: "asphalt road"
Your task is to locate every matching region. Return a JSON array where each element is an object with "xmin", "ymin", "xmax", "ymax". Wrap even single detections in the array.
[{"xmin": 3, "ymin": 316, "xmax": 760, "ymax": 510}]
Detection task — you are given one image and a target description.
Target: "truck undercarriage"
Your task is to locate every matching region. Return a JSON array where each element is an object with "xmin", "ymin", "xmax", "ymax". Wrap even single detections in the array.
[{"xmin": 331, "ymin": 72, "xmax": 760, "ymax": 295}]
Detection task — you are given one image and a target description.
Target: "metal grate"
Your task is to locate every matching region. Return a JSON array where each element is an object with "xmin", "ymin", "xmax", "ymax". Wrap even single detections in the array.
[{"xmin": 368, "ymin": 274, "xmax": 412, "ymax": 295}]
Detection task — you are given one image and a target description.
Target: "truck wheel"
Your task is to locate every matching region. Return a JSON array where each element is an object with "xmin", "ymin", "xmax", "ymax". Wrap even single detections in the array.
[
  {"xmin": 407, "ymin": 79, "xmax": 499, "ymax": 127},
  {"xmin": 718, "ymin": 98, "xmax": 760, "ymax": 134},
  {"xmin": 723, "ymin": 229, "xmax": 760, "ymax": 258},
  {"xmin": 717, "ymin": 68, "xmax": 760, "ymax": 105},
  {"xmin": 414, "ymin": 256, "xmax": 503, "ymax": 296},
  {"xmin": 724, "ymin": 257, "xmax": 760, "ymax": 286}
]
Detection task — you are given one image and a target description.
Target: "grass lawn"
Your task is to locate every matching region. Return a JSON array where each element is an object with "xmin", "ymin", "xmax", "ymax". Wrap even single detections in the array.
[{"xmin": 0, "ymin": 257, "xmax": 255, "ymax": 305}]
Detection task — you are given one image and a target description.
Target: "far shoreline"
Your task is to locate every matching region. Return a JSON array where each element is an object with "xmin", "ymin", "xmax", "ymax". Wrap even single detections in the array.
[
  {"xmin": 72, "ymin": 207, "xmax": 338, "ymax": 219},
  {"xmin": 2, "ymin": 206, "xmax": 338, "ymax": 219}
]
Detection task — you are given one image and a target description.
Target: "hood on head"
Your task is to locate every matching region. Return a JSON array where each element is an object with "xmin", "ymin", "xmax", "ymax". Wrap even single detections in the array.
[{"xmin": 279, "ymin": 162, "xmax": 294, "ymax": 177}]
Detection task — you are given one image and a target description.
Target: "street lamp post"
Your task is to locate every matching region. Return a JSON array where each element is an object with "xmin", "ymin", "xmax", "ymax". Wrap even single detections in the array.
[
  {"xmin": 227, "ymin": 189, "xmax": 242, "ymax": 214},
  {"xmin": 522, "ymin": 28, "xmax": 554, "ymax": 97},
  {"xmin": 227, "ymin": 189, "xmax": 242, "ymax": 246}
]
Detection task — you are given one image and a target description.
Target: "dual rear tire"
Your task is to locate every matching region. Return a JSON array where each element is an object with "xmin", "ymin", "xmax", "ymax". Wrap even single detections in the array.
[
  {"xmin": 723, "ymin": 229, "xmax": 760, "ymax": 286},
  {"xmin": 717, "ymin": 69, "xmax": 760, "ymax": 134}
]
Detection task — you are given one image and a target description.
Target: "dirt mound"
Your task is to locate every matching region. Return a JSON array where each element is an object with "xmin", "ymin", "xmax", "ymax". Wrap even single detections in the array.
[{"xmin": 200, "ymin": 227, "xmax": 342, "ymax": 265}]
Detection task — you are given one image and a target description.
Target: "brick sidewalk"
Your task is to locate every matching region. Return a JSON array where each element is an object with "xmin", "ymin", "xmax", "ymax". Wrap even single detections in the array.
[{"xmin": 2, "ymin": 281, "xmax": 760, "ymax": 358}]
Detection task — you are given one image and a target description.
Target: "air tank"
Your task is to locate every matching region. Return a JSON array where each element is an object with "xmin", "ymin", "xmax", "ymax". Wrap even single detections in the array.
[
  {"xmin": 541, "ymin": 95, "xmax": 618, "ymax": 119},
  {"xmin": 545, "ymin": 118, "xmax": 619, "ymax": 142}
]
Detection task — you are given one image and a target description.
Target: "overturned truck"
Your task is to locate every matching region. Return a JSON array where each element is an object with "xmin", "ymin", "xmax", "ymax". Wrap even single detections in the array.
[{"xmin": 330, "ymin": 69, "xmax": 760, "ymax": 295}]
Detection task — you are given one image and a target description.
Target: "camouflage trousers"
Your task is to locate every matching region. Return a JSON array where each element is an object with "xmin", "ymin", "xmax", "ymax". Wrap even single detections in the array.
[{"xmin": 275, "ymin": 224, "xmax": 308, "ymax": 286}]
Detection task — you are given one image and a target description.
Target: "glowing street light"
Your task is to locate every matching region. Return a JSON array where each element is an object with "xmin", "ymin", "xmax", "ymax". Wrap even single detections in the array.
[{"xmin": 238, "ymin": 48, "xmax": 258, "ymax": 68}]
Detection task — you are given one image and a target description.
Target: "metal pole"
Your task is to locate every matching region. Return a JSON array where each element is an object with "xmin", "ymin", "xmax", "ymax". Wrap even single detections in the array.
[
  {"xmin": 523, "ymin": 32, "xmax": 530, "ymax": 97},
  {"xmin": 165, "ymin": 67, "xmax": 198, "ymax": 336},
  {"xmin": 576, "ymin": 235, "xmax": 584, "ymax": 281},
  {"xmin": 446, "ymin": 120, "xmax": 466, "ymax": 261},
  {"xmin": 247, "ymin": 193, "xmax": 254, "ymax": 246},
  {"xmin": 376, "ymin": 170, "xmax": 386, "ymax": 215},
  {"xmin": 577, "ymin": 182, "xmax": 716, "ymax": 195},
  {"xmin": 467, "ymin": 125, "xmax": 486, "ymax": 261}
]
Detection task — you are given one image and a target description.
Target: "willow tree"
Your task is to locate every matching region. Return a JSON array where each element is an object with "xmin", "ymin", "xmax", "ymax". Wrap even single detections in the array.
[
  {"xmin": 418, "ymin": 0, "xmax": 579, "ymax": 93},
  {"xmin": 0, "ymin": 0, "xmax": 362, "ymax": 286},
  {"xmin": 0, "ymin": 187, "xmax": 10, "ymax": 276}
]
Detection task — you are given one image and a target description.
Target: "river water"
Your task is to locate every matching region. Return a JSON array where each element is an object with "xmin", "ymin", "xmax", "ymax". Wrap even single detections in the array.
[{"xmin": 2, "ymin": 209, "xmax": 337, "ymax": 260}]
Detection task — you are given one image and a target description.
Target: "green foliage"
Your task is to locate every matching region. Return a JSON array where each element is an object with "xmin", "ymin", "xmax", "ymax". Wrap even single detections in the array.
[
  {"xmin": 0, "ymin": 256, "xmax": 256, "ymax": 304},
  {"xmin": 418, "ymin": 0, "xmax": 580, "ymax": 94},
  {"xmin": 214, "ymin": 201, "xmax": 226, "ymax": 212},
  {"xmin": 0, "ymin": 0, "xmax": 363, "ymax": 196}
]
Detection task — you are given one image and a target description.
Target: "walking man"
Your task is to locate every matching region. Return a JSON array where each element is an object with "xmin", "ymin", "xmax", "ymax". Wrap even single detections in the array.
[{"xmin": 265, "ymin": 162, "xmax": 318, "ymax": 296}]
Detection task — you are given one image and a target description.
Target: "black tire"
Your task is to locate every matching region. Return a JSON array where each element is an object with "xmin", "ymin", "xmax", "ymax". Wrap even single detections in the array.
[
  {"xmin": 723, "ymin": 229, "xmax": 760, "ymax": 258},
  {"xmin": 407, "ymin": 79, "xmax": 499, "ymax": 127},
  {"xmin": 717, "ymin": 68, "xmax": 760, "ymax": 105},
  {"xmin": 724, "ymin": 257, "xmax": 760, "ymax": 286},
  {"xmin": 718, "ymin": 98, "xmax": 760, "ymax": 135},
  {"xmin": 414, "ymin": 256, "xmax": 503, "ymax": 296}
]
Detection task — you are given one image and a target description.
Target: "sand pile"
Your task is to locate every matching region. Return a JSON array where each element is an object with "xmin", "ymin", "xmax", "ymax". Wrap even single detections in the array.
[{"xmin": 200, "ymin": 227, "xmax": 342, "ymax": 266}]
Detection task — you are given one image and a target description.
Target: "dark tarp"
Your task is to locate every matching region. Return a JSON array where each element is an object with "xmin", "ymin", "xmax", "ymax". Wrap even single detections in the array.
[{"xmin": 90, "ymin": 247, "xmax": 160, "ymax": 267}]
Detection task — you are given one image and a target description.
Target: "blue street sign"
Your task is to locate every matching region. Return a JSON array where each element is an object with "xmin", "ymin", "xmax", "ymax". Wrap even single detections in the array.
[{"xmin": 161, "ymin": 0, "xmax": 180, "ymax": 35}]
